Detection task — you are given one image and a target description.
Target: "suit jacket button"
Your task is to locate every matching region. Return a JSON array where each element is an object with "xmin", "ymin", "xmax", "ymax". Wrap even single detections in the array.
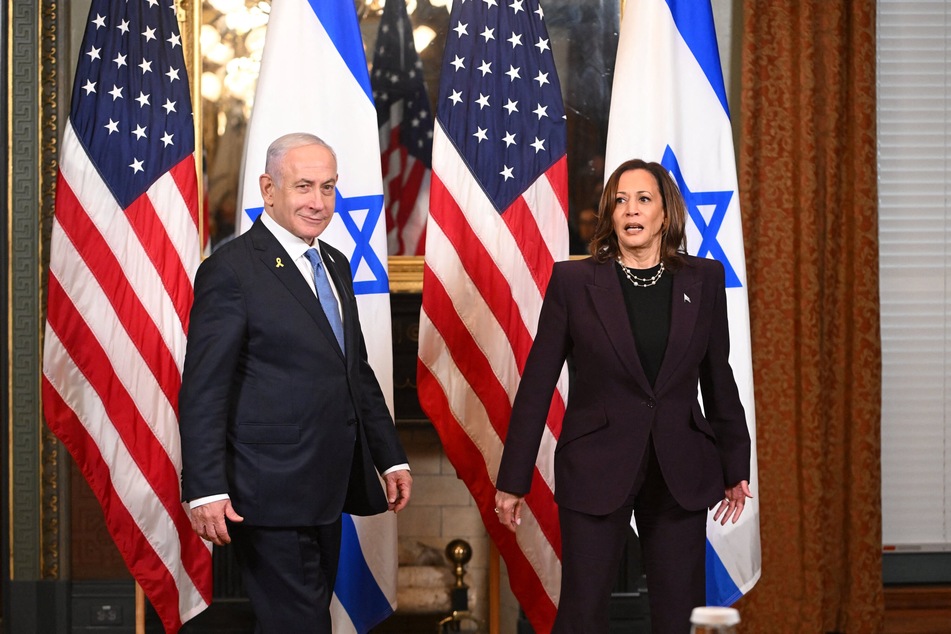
[
  {"xmin": 646, "ymin": 399, "xmax": 656, "ymax": 408},
  {"xmin": 347, "ymin": 418, "xmax": 357, "ymax": 426}
]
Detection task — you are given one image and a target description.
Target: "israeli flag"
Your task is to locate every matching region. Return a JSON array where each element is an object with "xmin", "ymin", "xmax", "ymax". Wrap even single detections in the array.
[
  {"xmin": 605, "ymin": 0, "xmax": 762, "ymax": 605},
  {"xmin": 237, "ymin": 0, "xmax": 396, "ymax": 631}
]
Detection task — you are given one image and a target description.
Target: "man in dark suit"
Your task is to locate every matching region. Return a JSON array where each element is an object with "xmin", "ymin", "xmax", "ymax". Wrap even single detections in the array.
[{"xmin": 179, "ymin": 132, "xmax": 412, "ymax": 633}]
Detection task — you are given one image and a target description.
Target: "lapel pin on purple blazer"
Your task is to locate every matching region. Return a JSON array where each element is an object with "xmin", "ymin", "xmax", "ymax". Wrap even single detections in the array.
[{"xmin": 684, "ymin": 293, "xmax": 691, "ymax": 303}]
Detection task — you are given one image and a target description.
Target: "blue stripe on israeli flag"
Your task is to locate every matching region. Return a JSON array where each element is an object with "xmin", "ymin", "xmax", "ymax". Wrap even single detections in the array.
[
  {"xmin": 335, "ymin": 514, "xmax": 394, "ymax": 632},
  {"xmin": 305, "ymin": 0, "xmax": 373, "ymax": 102},
  {"xmin": 666, "ymin": 0, "xmax": 731, "ymax": 118},
  {"xmin": 706, "ymin": 537, "xmax": 742, "ymax": 606}
]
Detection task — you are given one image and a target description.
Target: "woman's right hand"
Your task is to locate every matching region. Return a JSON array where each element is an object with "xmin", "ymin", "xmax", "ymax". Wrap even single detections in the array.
[{"xmin": 494, "ymin": 490, "xmax": 523, "ymax": 533}]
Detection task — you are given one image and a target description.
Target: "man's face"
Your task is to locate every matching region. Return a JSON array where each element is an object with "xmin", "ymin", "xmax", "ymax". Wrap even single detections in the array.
[
  {"xmin": 260, "ymin": 144, "xmax": 338, "ymax": 243},
  {"xmin": 578, "ymin": 207, "xmax": 598, "ymax": 243}
]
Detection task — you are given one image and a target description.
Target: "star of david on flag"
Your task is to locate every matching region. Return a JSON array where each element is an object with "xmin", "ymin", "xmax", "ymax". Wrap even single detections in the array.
[
  {"xmin": 335, "ymin": 191, "xmax": 389, "ymax": 295},
  {"xmin": 662, "ymin": 147, "xmax": 741, "ymax": 288},
  {"xmin": 241, "ymin": 189, "xmax": 388, "ymax": 295},
  {"xmin": 605, "ymin": 0, "xmax": 761, "ymax": 606}
]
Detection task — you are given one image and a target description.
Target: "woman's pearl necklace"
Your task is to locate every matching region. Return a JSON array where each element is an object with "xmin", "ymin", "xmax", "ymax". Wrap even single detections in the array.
[{"xmin": 617, "ymin": 258, "xmax": 665, "ymax": 288}]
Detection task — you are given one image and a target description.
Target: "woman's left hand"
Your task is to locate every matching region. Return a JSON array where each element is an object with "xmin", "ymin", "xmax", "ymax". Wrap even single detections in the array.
[
  {"xmin": 712, "ymin": 480, "xmax": 753, "ymax": 525},
  {"xmin": 494, "ymin": 490, "xmax": 524, "ymax": 533}
]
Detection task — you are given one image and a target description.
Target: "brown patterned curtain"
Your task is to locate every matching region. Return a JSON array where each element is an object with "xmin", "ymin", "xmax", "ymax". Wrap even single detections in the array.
[{"xmin": 735, "ymin": 1, "xmax": 882, "ymax": 631}]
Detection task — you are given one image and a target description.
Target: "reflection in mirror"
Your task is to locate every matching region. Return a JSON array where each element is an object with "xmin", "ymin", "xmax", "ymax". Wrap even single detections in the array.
[
  {"xmin": 201, "ymin": 1, "xmax": 270, "ymax": 248},
  {"xmin": 200, "ymin": 0, "xmax": 619, "ymax": 255},
  {"xmin": 546, "ymin": 1, "xmax": 620, "ymax": 254}
]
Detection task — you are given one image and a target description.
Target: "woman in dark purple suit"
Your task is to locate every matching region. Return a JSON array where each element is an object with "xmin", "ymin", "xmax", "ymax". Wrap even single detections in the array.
[{"xmin": 494, "ymin": 159, "xmax": 752, "ymax": 633}]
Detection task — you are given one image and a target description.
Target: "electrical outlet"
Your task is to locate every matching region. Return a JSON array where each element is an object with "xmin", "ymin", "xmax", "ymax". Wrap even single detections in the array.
[{"xmin": 92, "ymin": 604, "xmax": 123, "ymax": 625}]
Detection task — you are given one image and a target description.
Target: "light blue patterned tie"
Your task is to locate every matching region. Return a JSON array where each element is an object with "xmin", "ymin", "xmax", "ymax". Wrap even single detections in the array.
[{"xmin": 304, "ymin": 248, "xmax": 345, "ymax": 355}]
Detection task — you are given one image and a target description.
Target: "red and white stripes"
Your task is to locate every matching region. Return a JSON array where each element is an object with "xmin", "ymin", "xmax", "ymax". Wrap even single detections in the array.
[
  {"xmin": 43, "ymin": 122, "xmax": 212, "ymax": 633},
  {"xmin": 380, "ymin": 101, "xmax": 431, "ymax": 256},
  {"xmin": 418, "ymin": 125, "xmax": 568, "ymax": 631}
]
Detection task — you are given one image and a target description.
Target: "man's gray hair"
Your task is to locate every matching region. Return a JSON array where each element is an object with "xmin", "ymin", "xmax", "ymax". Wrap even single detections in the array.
[{"xmin": 264, "ymin": 133, "xmax": 337, "ymax": 184}]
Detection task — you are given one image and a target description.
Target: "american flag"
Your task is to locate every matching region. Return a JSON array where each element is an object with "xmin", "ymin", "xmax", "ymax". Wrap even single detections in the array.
[
  {"xmin": 371, "ymin": 0, "xmax": 434, "ymax": 255},
  {"xmin": 416, "ymin": 0, "xmax": 568, "ymax": 630},
  {"xmin": 42, "ymin": 1, "xmax": 211, "ymax": 632}
]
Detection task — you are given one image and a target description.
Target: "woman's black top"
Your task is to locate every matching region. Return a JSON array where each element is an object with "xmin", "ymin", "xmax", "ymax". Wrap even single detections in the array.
[{"xmin": 614, "ymin": 261, "xmax": 673, "ymax": 387}]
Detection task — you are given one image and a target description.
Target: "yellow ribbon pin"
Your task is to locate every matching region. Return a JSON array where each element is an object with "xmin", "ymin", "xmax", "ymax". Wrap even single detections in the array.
[{"xmin": 275, "ymin": 257, "xmax": 284, "ymax": 268}]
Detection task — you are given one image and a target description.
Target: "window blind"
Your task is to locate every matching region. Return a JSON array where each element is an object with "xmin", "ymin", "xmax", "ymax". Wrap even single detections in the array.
[{"xmin": 878, "ymin": 0, "xmax": 951, "ymax": 550}]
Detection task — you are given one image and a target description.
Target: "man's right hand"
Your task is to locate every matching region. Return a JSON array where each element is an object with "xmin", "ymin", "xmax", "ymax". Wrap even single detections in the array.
[{"xmin": 188, "ymin": 499, "xmax": 244, "ymax": 545}]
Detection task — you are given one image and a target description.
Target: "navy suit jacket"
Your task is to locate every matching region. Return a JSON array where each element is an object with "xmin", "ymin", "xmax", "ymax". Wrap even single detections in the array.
[
  {"xmin": 496, "ymin": 255, "xmax": 751, "ymax": 515},
  {"xmin": 179, "ymin": 219, "xmax": 407, "ymax": 526}
]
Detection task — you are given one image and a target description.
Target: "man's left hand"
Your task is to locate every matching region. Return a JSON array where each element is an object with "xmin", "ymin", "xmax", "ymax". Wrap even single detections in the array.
[{"xmin": 383, "ymin": 469, "xmax": 412, "ymax": 513}]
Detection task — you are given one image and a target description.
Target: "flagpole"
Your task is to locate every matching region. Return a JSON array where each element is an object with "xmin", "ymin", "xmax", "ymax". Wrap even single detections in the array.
[
  {"xmin": 190, "ymin": 0, "xmax": 204, "ymax": 253},
  {"xmin": 177, "ymin": 0, "xmax": 204, "ymax": 252},
  {"xmin": 136, "ymin": 583, "xmax": 145, "ymax": 634},
  {"xmin": 489, "ymin": 541, "xmax": 500, "ymax": 634}
]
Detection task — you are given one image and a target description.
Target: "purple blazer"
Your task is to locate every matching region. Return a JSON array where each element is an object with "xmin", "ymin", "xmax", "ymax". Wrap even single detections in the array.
[{"xmin": 496, "ymin": 255, "xmax": 751, "ymax": 515}]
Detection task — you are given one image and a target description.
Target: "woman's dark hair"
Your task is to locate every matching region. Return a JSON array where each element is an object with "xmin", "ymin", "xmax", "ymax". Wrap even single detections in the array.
[{"xmin": 588, "ymin": 159, "xmax": 688, "ymax": 269}]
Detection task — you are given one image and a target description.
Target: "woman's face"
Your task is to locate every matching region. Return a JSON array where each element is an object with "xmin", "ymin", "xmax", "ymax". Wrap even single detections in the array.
[{"xmin": 612, "ymin": 169, "xmax": 666, "ymax": 263}]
